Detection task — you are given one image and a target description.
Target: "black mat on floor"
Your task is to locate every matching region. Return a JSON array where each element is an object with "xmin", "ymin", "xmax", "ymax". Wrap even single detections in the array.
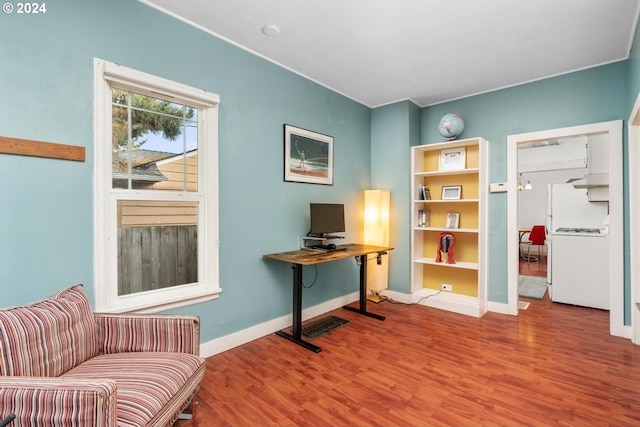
[{"xmin": 301, "ymin": 315, "xmax": 351, "ymax": 340}]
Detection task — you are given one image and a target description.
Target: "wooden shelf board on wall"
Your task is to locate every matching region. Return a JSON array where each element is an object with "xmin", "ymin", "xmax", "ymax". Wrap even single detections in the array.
[{"xmin": 0, "ymin": 136, "xmax": 85, "ymax": 162}]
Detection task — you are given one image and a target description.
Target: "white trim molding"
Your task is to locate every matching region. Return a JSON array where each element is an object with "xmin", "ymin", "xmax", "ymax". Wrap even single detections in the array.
[
  {"xmin": 507, "ymin": 120, "xmax": 624, "ymax": 338},
  {"xmin": 629, "ymin": 93, "xmax": 640, "ymax": 344},
  {"xmin": 93, "ymin": 58, "xmax": 221, "ymax": 313}
]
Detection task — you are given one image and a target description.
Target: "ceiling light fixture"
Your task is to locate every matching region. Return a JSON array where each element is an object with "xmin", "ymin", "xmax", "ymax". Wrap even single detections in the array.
[
  {"xmin": 261, "ymin": 25, "xmax": 280, "ymax": 37},
  {"xmin": 518, "ymin": 173, "xmax": 523, "ymax": 191},
  {"xmin": 518, "ymin": 173, "xmax": 532, "ymax": 191}
]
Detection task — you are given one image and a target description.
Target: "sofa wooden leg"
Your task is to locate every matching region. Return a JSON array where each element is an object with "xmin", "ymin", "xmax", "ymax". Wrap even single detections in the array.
[{"xmin": 178, "ymin": 397, "xmax": 197, "ymax": 420}]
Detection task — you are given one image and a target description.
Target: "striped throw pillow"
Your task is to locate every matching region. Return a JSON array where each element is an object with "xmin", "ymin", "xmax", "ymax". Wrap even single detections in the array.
[{"xmin": 0, "ymin": 284, "xmax": 98, "ymax": 377}]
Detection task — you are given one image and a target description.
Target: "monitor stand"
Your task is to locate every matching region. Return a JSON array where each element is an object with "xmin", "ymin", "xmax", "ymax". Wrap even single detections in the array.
[{"xmin": 300, "ymin": 235, "xmax": 345, "ymax": 251}]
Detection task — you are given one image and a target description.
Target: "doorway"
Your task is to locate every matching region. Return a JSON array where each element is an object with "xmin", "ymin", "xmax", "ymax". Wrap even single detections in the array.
[
  {"xmin": 516, "ymin": 136, "xmax": 595, "ymax": 294},
  {"xmin": 507, "ymin": 120, "xmax": 624, "ymax": 338}
]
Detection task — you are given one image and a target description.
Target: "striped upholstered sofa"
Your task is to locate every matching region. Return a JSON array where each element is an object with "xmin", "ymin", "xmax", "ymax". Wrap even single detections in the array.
[{"xmin": 0, "ymin": 284, "xmax": 206, "ymax": 426}]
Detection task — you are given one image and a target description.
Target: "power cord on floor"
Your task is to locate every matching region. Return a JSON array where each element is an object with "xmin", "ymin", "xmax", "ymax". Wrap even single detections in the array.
[
  {"xmin": 416, "ymin": 290, "xmax": 442, "ymax": 304},
  {"xmin": 383, "ymin": 290, "xmax": 443, "ymax": 305}
]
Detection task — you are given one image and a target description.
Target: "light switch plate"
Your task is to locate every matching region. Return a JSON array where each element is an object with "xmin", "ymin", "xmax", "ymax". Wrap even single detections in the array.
[{"xmin": 490, "ymin": 182, "xmax": 508, "ymax": 193}]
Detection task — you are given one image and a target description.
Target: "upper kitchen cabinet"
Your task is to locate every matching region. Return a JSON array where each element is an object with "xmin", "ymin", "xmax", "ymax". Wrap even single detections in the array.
[{"xmin": 518, "ymin": 136, "xmax": 587, "ymax": 173}]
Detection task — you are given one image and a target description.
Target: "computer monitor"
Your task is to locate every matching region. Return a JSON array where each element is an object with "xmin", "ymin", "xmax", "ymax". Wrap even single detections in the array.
[{"xmin": 309, "ymin": 203, "xmax": 345, "ymax": 237}]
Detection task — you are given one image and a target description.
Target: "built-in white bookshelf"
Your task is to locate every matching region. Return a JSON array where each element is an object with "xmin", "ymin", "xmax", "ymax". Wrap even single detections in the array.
[{"xmin": 411, "ymin": 137, "xmax": 488, "ymax": 317}]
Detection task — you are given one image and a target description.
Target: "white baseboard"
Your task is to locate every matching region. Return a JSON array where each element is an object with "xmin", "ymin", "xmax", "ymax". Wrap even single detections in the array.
[
  {"xmin": 382, "ymin": 289, "xmax": 509, "ymax": 317},
  {"xmin": 199, "ymin": 290, "xmax": 512, "ymax": 357},
  {"xmin": 381, "ymin": 289, "xmax": 412, "ymax": 304},
  {"xmin": 405, "ymin": 288, "xmax": 485, "ymax": 317},
  {"xmin": 622, "ymin": 324, "xmax": 633, "ymax": 340},
  {"xmin": 199, "ymin": 291, "xmax": 359, "ymax": 358},
  {"xmin": 488, "ymin": 300, "xmax": 510, "ymax": 314}
]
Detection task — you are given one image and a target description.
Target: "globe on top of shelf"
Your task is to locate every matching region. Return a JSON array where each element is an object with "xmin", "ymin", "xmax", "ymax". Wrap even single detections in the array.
[{"xmin": 437, "ymin": 113, "xmax": 465, "ymax": 140}]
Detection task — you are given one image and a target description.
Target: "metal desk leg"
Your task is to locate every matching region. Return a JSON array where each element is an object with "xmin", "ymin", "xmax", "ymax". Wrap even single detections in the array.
[
  {"xmin": 342, "ymin": 254, "xmax": 385, "ymax": 321},
  {"xmin": 275, "ymin": 263, "xmax": 322, "ymax": 353}
]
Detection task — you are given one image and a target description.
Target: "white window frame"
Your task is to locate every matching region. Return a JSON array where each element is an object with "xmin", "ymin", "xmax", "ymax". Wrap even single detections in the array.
[{"xmin": 93, "ymin": 58, "xmax": 220, "ymax": 313}]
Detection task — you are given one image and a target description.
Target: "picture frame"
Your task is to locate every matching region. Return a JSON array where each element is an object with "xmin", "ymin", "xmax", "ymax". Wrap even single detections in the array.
[
  {"xmin": 284, "ymin": 124, "xmax": 334, "ymax": 185},
  {"xmin": 441, "ymin": 185, "xmax": 462, "ymax": 200},
  {"xmin": 439, "ymin": 147, "xmax": 466, "ymax": 171},
  {"xmin": 445, "ymin": 212, "xmax": 460, "ymax": 229}
]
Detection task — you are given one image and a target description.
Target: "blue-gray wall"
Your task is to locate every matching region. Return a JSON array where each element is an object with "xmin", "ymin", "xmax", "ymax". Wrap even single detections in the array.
[
  {"xmin": 371, "ymin": 62, "xmax": 630, "ymax": 311},
  {"xmin": 0, "ymin": 1, "xmax": 371, "ymax": 342},
  {"xmin": 628, "ymin": 13, "xmax": 640, "ymax": 110},
  {"xmin": 1, "ymin": 1, "xmax": 638, "ymax": 340},
  {"xmin": 420, "ymin": 62, "xmax": 628, "ymax": 305},
  {"xmin": 370, "ymin": 101, "xmax": 421, "ymax": 293}
]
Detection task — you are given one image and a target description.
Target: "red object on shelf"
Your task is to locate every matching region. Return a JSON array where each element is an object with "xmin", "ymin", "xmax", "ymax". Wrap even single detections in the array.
[{"xmin": 435, "ymin": 232, "xmax": 456, "ymax": 264}]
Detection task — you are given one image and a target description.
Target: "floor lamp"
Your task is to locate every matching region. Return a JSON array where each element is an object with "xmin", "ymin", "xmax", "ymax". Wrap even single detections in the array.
[{"xmin": 364, "ymin": 190, "xmax": 390, "ymax": 303}]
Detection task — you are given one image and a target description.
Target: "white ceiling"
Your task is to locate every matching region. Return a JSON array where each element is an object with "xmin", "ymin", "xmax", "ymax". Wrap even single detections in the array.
[{"xmin": 140, "ymin": 0, "xmax": 640, "ymax": 108}]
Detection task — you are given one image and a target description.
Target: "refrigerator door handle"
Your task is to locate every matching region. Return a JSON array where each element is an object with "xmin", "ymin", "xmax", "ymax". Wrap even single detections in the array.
[{"xmin": 546, "ymin": 183, "xmax": 553, "ymax": 232}]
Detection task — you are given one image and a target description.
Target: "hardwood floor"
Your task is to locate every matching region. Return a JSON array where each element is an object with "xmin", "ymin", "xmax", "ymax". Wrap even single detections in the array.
[
  {"xmin": 177, "ymin": 295, "xmax": 640, "ymax": 427},
  {"xmin": 519, "ymin": 256, "xmax": 547, "ymax": 278}
]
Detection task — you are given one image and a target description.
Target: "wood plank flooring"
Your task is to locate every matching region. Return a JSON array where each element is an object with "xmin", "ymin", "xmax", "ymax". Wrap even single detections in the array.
[
  {"xmin": 519, "ymin": 257, "xmax": 547, "ymax": 278},
  {"xmin": 177, "ymin": 295, "xmax": 640, "ymax": 427}
]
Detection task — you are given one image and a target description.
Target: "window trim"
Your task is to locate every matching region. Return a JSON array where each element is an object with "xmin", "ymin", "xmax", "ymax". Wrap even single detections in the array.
[{"xmin": 93, "ymin": 58, "xmax": 220, "ymax": 313}]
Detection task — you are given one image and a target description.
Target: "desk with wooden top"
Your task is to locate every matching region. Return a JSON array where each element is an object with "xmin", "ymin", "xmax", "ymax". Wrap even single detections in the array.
[{"xmin": 263, "ymin": 244, "xmax": 393, "ymax": 353}]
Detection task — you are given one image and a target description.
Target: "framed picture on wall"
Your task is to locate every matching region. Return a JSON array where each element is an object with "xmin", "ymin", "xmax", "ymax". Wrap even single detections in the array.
[{"xmin": 284, "ymin": 124, "xmax": 334, "ymax": 185}]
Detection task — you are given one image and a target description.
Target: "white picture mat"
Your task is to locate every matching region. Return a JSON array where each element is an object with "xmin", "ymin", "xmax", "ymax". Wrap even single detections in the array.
[
  {"xmin": 441, "ymin": 185, "xmax": 462, "ymax": 200},
  {"xmin": 439, "ymin": 147, "xmax": 466, "ymax": 171},
  {"xmin": 446, "ymin": 212, "xmax": 460, "ymax": 229}
]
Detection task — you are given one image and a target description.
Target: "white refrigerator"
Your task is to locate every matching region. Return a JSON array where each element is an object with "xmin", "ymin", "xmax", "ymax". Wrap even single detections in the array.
[
  {"xmin": 546, "ymin": 183, "xmax": 610, "ymax": 310},
  {"xmin": 546, "ymin": 183, "xmax": 609, "ymax": 231}
]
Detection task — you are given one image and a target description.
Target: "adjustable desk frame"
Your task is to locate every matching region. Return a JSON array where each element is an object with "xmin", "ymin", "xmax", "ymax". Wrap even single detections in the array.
[{"xmin": 263, "ymin": 244, "xmax": 393, "ymax": 353}]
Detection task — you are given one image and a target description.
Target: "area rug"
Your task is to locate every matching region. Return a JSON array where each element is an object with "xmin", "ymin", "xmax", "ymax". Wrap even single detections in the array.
[
  {"xmin": 518, "ymin": 275, "xmax": 548, "ymax": 300},
  {"xmin": 301, "ymin": 315, "xmax": 350, "ymax": 340}
]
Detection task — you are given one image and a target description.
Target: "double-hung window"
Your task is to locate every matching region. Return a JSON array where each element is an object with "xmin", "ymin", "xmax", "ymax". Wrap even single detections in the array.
[{"xmin": 93, "ymin": 58, "xmax": 220, "ymax": 312}]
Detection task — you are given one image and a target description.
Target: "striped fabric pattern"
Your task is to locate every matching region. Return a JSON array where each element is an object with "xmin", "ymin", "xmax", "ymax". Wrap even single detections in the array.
[
  {"xmin": 0, "ymin": 284, "xmax": 98, "ymax": 377},
  {"xmin": 95, "ymin": 313, "xmax": 200, "ymax": 356},
  {"xmin": 63, "ymin": 352, "xmax": 205, "ymax": 427},
  {"xmin": 0, "ymin": 377, "xmax": 117, "ymax": 426},
  {"xmin": 0, "ymin": 285, "xmax": 205, "ymax": 426}
]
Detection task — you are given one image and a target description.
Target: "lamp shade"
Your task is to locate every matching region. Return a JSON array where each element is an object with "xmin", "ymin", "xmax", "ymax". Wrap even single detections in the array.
[
  {"xmin": 364, "ymin": 190, "xmax": 390, "ymax": 297},
  {"xmin": 364, "ymin": 190, "xmax": 390, "ymax": 246}
]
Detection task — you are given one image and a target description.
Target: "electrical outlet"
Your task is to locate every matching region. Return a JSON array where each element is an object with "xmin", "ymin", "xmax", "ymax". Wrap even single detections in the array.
[{"xmin": 441, "ymin": 283, "xmax": 453, "ymax": 291}]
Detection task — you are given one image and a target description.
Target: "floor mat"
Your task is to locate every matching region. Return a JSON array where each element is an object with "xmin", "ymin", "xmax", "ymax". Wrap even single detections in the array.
[
  {"xmin": 301, "ymin": 315, "xmax": 350, "ymax": 340},
  {"xmin": 518, "ymin": 275, "xmax": 548, "ymax": 299}
]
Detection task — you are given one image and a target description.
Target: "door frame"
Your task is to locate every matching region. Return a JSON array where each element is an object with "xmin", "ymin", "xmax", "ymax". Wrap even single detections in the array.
[
  {"xmin": 507, "ymin": 120, "xmax": 625, "ymax": 338},
  {"xmin": 629, "ymin": 95, "xmax": 640, "ymax": 344}
]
